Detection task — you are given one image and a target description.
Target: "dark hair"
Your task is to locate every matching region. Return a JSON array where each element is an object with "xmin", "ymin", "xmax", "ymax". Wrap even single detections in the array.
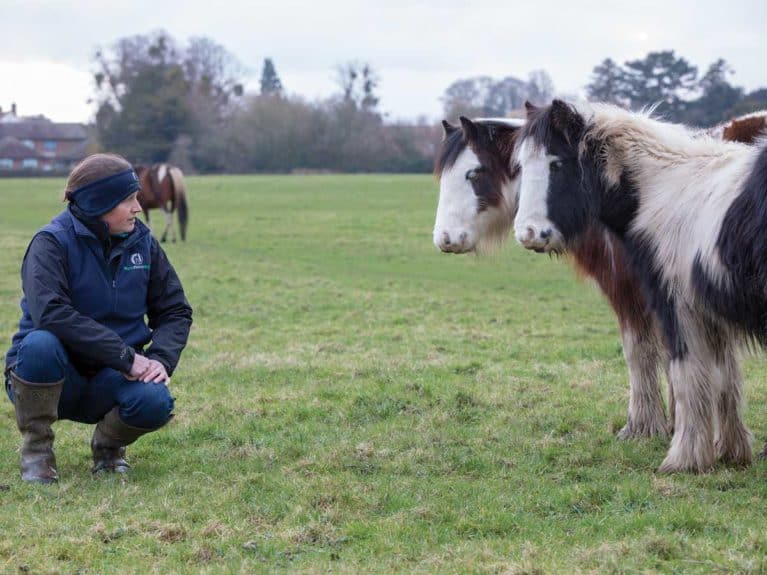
[{"xmin": 63, "ymin": 153, "xmax": 132, "ymax": 202}]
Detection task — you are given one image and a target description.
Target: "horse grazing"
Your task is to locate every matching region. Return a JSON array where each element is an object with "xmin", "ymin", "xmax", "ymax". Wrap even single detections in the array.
[
  {"xmin": 513, "ymin": 99, "xmax": 767, "ymax": 473},
  {"xmin": 433, "ymin": 117, "xmax": 671, "ymax": 440},
  {"xmin": 134, "ymin": 163, "xmax": 189, "ymax": 242}
]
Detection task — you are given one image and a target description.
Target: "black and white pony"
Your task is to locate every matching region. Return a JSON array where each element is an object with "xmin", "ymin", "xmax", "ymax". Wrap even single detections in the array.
[
  {"xmin": 513, "ymin": 99, "xmax": 767, "ymax": 472},
  {"xmin": 433, "ymin": 116, "xmax": 671, "ymax": 440}
]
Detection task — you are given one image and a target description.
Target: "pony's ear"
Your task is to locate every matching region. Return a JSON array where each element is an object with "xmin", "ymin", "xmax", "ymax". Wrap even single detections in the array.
[
  {"xmin": 441, "ymin": 119, "xmax": 458, "ymax": 140},
  {"xmin": 550, "ymin": 100, "xmax": 584, "ymax": 144},
  {"xmin": 550, "ymin": 100, "xmax": 575, "ymax": 124},
  {"xmin": 524, "ymin": 101, "xmax": 538, "ymax": 115},
  {"xmin": 459, "ymin": 116, "xmax": 479, "ymax": 143}
]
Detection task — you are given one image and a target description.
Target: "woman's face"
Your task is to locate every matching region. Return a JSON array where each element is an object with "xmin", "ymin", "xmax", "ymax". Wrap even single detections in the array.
[{"xmin": 101, "ymin": 192, "xmax": 142, "ymax": 234}]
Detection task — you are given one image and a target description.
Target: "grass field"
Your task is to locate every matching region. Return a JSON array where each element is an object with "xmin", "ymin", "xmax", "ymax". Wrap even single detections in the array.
[{"xmin": 2, "ymin": 174, "xmax": 767, "ymax": 574}]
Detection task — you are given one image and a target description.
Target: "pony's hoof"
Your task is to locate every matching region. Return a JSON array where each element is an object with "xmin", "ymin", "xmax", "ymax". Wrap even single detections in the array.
[
  {"xmin": 616, "ymin": 420, "xmax": 669, "ymax": 441},
  {"xmin": 657, "ymin": 455, "xmax": 713, "ymax": 474},
  {"xmin": 716, "ymin": 438, "xmax": 753, "ymax": 467}
]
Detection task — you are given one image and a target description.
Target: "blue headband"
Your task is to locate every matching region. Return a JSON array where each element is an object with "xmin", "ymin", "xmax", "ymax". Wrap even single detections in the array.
[{"xmin": 69, "ymin": 169, "xmax": 141, "ymax": 217}]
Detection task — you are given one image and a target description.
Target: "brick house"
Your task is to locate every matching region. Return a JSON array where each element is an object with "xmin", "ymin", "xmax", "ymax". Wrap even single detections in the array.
[
  {"xmin": 0, "ymin": 104, "xmax": 89, "ymax": 173},
  {"xmin": 0, "ymin": 137, "xmax": 44, "ymax": 170}
]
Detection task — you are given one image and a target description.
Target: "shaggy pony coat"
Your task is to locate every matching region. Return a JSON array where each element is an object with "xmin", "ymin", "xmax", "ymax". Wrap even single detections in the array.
[{"xmin": 514, "ymin": 100, "xmax": 767, "ymax": 472}]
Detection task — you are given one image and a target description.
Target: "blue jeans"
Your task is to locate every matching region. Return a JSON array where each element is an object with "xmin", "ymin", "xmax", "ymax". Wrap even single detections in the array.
[{"xmin": 5, "ymin": 330, "xmax": 174, "ymax": 429}]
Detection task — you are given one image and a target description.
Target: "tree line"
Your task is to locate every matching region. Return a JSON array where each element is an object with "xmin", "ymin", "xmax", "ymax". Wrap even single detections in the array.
[
  {"xmin": 91, "ymin": 33, "xmax": 766, "ymax": 174},
  {"xmin": 586, "ymin": 50, "xmax": 767, "ymax": 126},
  {"xmin": 92, "ymin": 31, "xmax": 438, "ymax": 174}
]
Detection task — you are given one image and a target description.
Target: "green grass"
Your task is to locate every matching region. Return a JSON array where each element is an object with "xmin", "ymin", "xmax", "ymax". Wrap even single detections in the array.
[{"xmin": 2, "ymin": 174, "xmax": 767, "ymax": 574}]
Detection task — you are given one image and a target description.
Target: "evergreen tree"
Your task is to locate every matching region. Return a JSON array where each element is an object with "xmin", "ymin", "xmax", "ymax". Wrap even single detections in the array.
[
  {"xmin": 586, "ymin": 58, "xmax": 627, "ymax": 105},
  {"xmin": 620, "ymin": 50, "xmax": 697, "ymax": 120},
  {"xmin": 727, "ymin": 88, "xmax": 767, "ymax": 118},
  {"xmin": 259, "ymin": 58, "xmax": 283, "ymax": 96},
  {"xmin": 684, "ymin": 59, "xmax": 742, "ymax": 126}
]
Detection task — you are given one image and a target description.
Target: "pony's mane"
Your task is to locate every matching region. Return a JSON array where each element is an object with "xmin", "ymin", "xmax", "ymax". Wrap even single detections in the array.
[
  {"xmin": 585, "ymin": 103, "xmax": 728, "ymax": 159},
  {"xmin": 579, "ymin": 103, "xmax": 754, "ymax": 187},
  {"xmin": 434, "ymin": 118, "xmax": 523, "ymax": 177}
]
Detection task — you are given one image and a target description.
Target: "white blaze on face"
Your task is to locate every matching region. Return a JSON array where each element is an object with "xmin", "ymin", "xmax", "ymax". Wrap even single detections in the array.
[
  {"xmin": 513, "ymin": 138, "xmax": 560, "ymax": 251},
  {"xmin": 433, "ymin": 148, "xmax": 482, "ymax": 253}
]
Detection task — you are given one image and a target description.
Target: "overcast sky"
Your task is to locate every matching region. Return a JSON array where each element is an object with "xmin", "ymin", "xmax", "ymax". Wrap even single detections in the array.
[{"xmin": 1, "ymin": 0, "xmax": 764, "ymax": 124}]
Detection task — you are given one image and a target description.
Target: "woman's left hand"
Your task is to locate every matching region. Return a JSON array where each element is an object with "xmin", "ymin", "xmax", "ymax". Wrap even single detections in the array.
[{"xmin": 138, "ymin": 359, "xmax": 170, "ymax": 385}]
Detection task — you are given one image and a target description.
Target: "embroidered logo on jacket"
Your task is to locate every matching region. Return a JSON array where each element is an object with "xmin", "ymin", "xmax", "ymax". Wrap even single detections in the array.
[{"xmin": 124, "ymin": 252, "xmax": 150, "ymax": 271}]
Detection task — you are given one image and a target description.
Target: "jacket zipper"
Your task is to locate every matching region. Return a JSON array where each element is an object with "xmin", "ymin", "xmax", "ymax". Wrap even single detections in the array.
[{"xmin": 109, "ymin": 252, "xmax": 121, "ymax": 312}]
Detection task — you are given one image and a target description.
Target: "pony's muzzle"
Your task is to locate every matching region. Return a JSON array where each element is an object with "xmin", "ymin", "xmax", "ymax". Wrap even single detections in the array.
[
  {"xmin": 516, "ymin": 224, "xmax": 555, "ymax": 251},
  {"xmin": 435, "ymin": 230, "xmax": 472, "ymax": 253}
]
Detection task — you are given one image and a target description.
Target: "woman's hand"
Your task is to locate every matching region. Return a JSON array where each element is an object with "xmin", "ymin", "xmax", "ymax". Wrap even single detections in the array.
[
  {"xmin": 126, "ymin": 353, "xmax": 151, "ymax": 380},
  {"xmin": 127, "ymin": 354, "xmax": 170, "ymax": 385},
  {"xmin": 138, "ymin": 358, "xmax": 170, "ymax": 385}
]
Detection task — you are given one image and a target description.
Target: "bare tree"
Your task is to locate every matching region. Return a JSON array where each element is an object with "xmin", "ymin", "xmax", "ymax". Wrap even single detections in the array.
[
  {"xmin": 334, "ymin": 61, "xmax": 380, "ymax": 111},
  {"xmin": 527, "ymin": 70, "xmax": 555, "ymax": 105}
]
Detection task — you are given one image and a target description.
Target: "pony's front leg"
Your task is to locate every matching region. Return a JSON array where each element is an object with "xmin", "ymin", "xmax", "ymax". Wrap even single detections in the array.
[
  {"xmin": 616, "ymin": 323, "xmax": 669, "ymax": 439},
  {"xmin": 658, "ymin": 352, "xmax": 716, "ymax": 473},
  {"xmin": 714, "ymin": 341, "xmax": 752, "ymax": 466},
  {"xmin": 666, "ymin": 361, "xmax": 675, "ymax": 435}
]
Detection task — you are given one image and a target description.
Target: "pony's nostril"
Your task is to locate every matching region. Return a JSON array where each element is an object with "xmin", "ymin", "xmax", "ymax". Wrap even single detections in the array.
[
  {"xmin": 540, "ymin": 228, "xmax": 552, "ymax": 240},
  {"xmin": 458, "ymin": 231, "xmax": 468, "ymax": 244},
  {"xmin": 525, "ymin": 226, "xmax": 535, "ymax": 241},
  {"xmin": 442, "ymin": 232, "xmax": 451, "ymax": 245}
]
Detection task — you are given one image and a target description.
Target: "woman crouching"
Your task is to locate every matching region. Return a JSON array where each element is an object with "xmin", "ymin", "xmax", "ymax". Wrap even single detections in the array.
[{"xmin": 4, "ymin": 153, "xmax": 193, "ymax": 483}]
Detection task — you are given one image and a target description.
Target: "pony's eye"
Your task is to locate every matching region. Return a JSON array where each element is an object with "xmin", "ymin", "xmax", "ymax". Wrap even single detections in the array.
[
  {"xmin": 466, "ymin": 168, "xmax": 482, "ymax": 181},
  {"xmin": 550, "ymin": 160, "xmax": 563, "ymax": 171}
]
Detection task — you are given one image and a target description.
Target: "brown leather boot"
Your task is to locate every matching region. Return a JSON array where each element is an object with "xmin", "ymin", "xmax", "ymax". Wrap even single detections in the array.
[
  {"xmin": 10, "ymin": 370, "xmax": 64, "ymax": 484},
  {"xmin": 91, "ymin": 407, "xmax": 156, "ymax": 473}
]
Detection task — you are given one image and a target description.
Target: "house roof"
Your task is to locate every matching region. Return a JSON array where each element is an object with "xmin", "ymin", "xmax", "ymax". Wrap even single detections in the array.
[
  {"xmin": 0, "ymin": 137, "xmax": 41, "ymax": 160},
  {"xmin": 0, "ymin": 119, "xmax": 87, "ymax": 141}
]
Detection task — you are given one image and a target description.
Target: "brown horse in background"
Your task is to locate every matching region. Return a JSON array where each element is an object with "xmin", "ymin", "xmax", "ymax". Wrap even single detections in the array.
[
  {"xmin": 708, "ymin": 110, "xmax": 767, "ymax": 144},
  {"xmin": 134, "ymin": 163, "xmax": 189, "ymax": 242},
  {"xmin": 722, "ymin": 111, "xmax": 767, "ymax": 144}
]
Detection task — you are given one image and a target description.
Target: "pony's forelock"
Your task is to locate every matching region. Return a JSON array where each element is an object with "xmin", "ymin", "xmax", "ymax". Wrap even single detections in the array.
[
  {"xmin": 434, "ymin": 128, "xmax": 467, "ymax": 178},
  {"xmin": 517, "ymin": 100, "xmax": 592, "ymax": 157},
  {"xmin": 434, "ymin": 118, "xmax": 524, "ymax": 178}
]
